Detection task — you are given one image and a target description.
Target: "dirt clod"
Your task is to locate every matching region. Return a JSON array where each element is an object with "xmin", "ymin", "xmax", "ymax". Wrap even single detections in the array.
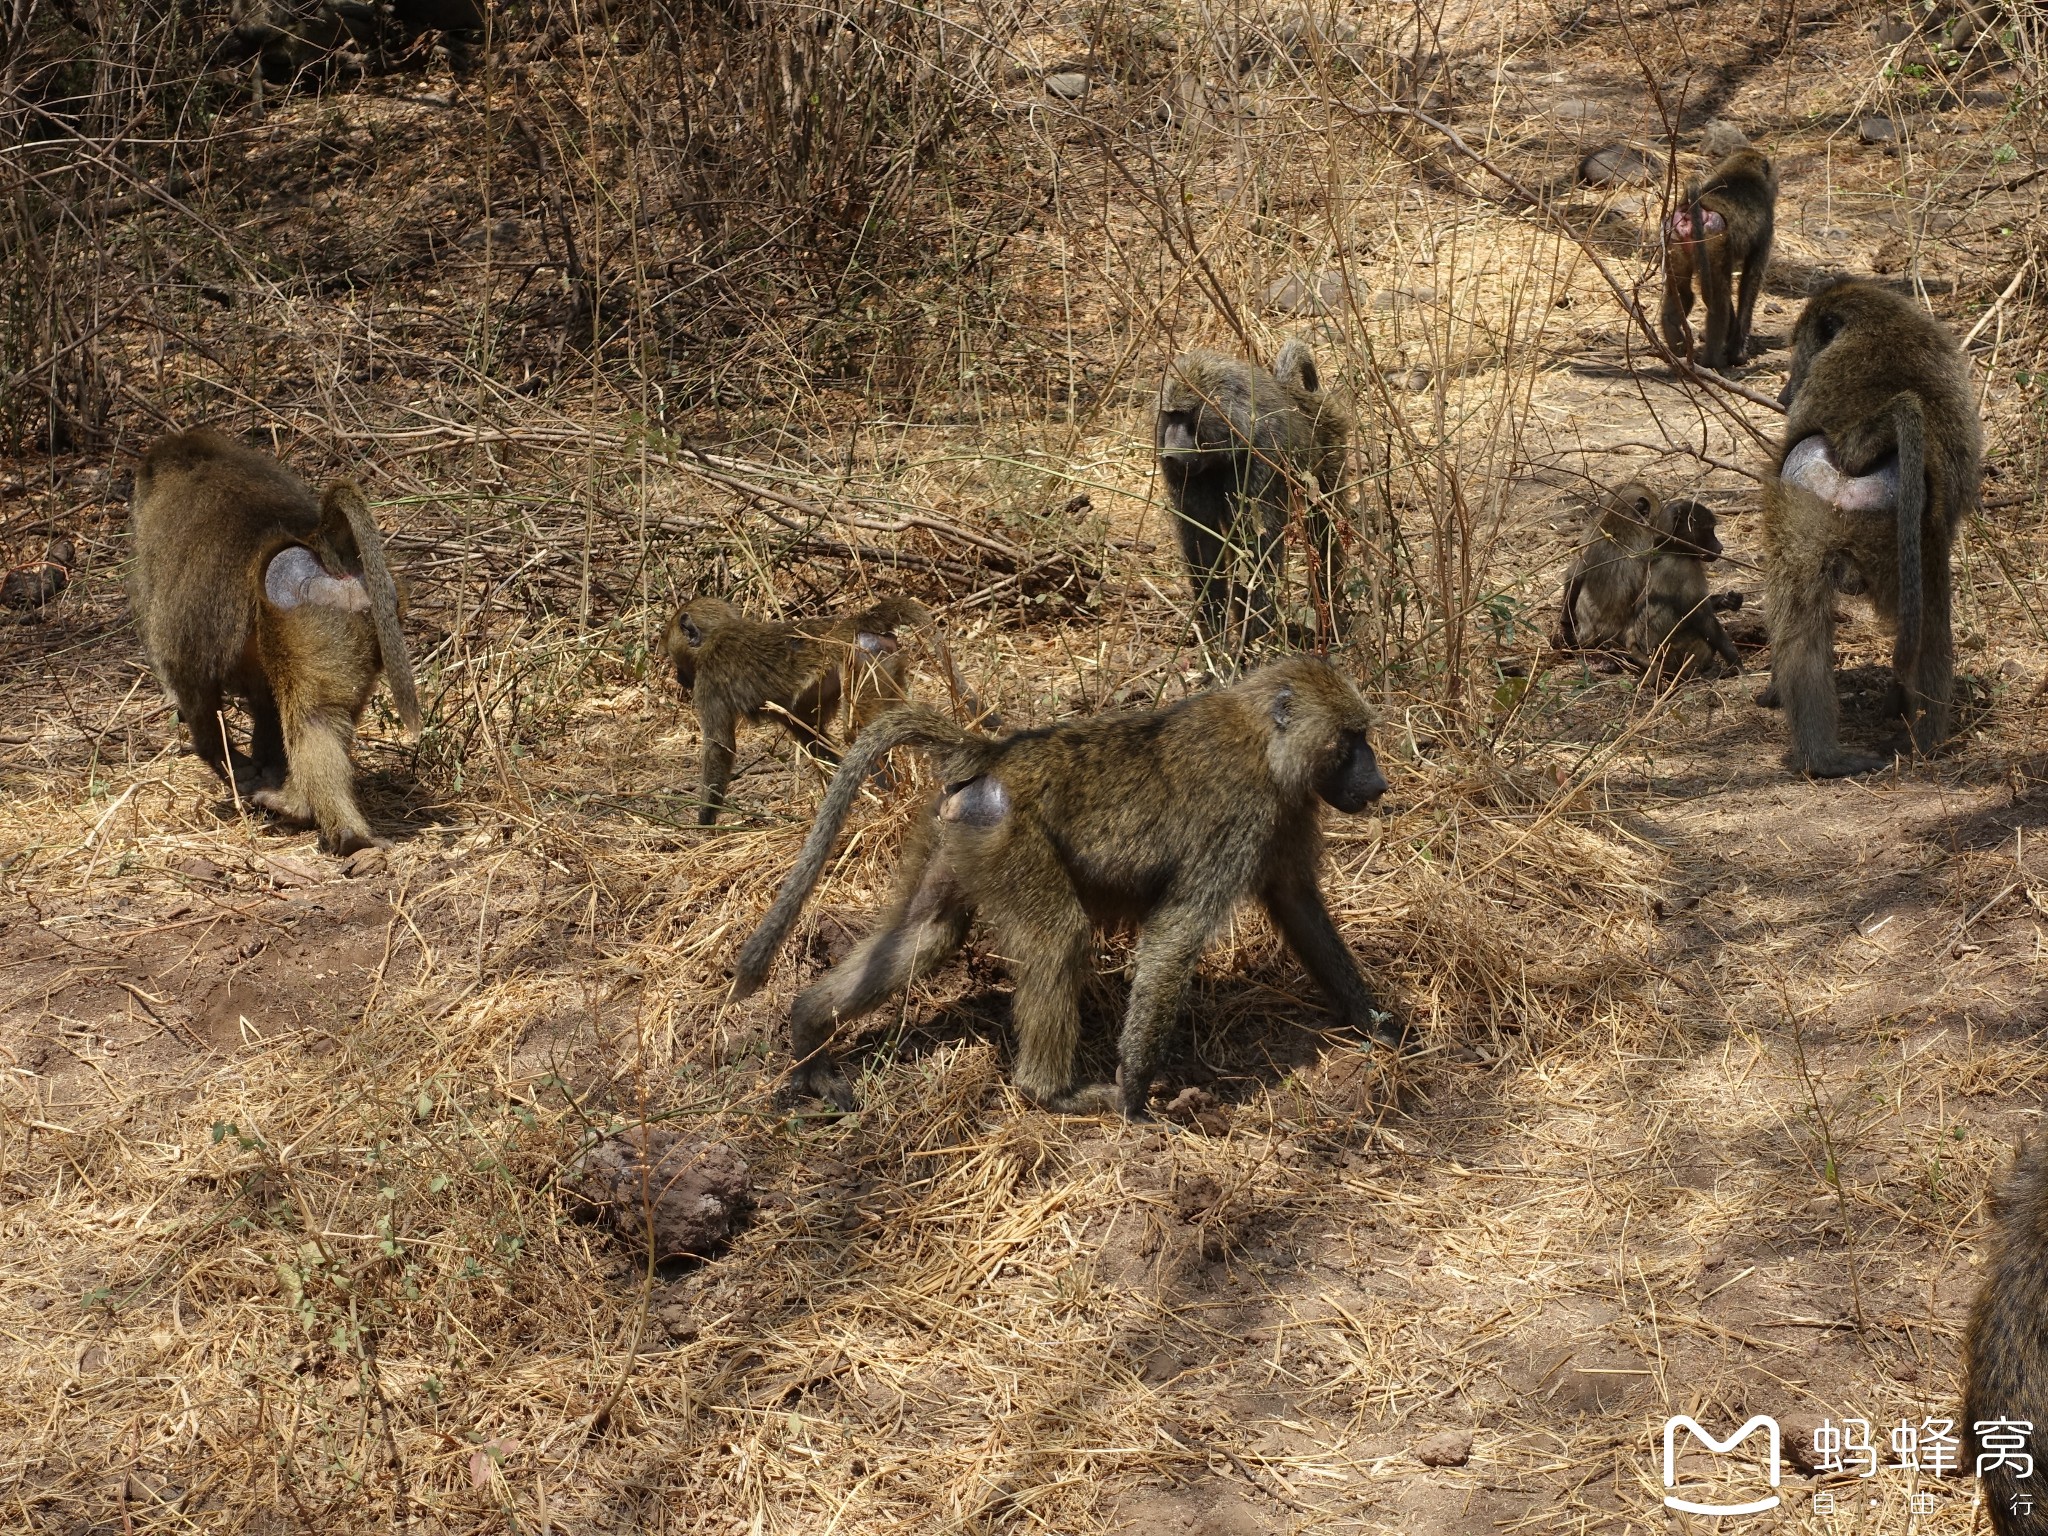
[
  {"xmin": 1412, "ymin": 1428, "xmax": 1473, "ymax": 1467},
  {"xmin": 568, "ymin": 1128, "xmax": 752, "ymax": 1263}
]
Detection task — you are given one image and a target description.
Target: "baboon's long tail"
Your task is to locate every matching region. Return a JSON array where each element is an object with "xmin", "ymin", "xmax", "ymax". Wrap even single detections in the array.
[
  {"xmin": 1890, "ymin": 394, "xmax": 1928, "ymax": 692},
  {"xmin": 324, "ymin": 482, "xmax": 423, "ymax": 739},
  {"xmin": 730, "ymin": 703, "xmax": 972, "ymax": 1000}
]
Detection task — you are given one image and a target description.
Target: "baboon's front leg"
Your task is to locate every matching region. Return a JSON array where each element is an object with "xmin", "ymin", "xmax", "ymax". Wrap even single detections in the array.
[
  {"xmin": 1263, "ymin": 865, "xmax": 1402, "ymax": 1049},
  {"xmin": 1115, "ymin": 905, "xmax": 1224, "ymax": 1119},
  {"xmin": 697, "ymin": 700, "xmax": 738, "ymax": 826}
]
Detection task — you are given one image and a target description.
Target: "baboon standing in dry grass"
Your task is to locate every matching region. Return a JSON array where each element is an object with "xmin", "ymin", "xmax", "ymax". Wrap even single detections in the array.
[
  {"xmin": 1155, "ymin": 340, "xmax": 1351, "ymax": 658},
  {"xmin": 665, "ymin": 594, "xmax": 931, "ymax": 825},
  {"xmin": 732, "ymin": 655, "xmax": 1397, "ymax": 1118},
  {"xmin": 131, "ymin": 429, "xmax": 420, "ymax": 854},
  {"xmin": 1763, "ymin": 277, "xmax": 1980, "ymax": 776},
  {"xmin": 1660, "ymin": 129, "xmax": 1778, "ymax": 372},
  {"xmin": 1965, "ymin": 1137, "xmax": 2048, "ymax": 1536}
]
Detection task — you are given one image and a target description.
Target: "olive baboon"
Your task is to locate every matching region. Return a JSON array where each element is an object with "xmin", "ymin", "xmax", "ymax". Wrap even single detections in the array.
[
  {"xmin": 1964, "ymin": 1136, "xmax": 2048, "ymax": 1536},
  {"xmin": 1633, "ymin": 521, "xmax": 1741, "ymax": 681},
  {"xmin": 131, "ymin": 429, "xmax": 421, "ymax": 855},
  {"xmin": 731, "ymin": 656, "xmax": 1398, "ymax": 1118},
  {"xmin": 1559, "ymin": 482, "xmax": 1722, "ymax": 651},
  {"xmin": 1660, "ymin": 137, "xmax": 1778, "ymax": 371},
  {"xmin": 1155, "ymin": 341, "xmax": 1351, "ymax": 657},
  {"xmin": 665, "ymin": 595, "xmax": 932, "ymax": 826},
  {"xmin": 1763, "ymin": 277, "xmax": 1980, "ymax": 776}
]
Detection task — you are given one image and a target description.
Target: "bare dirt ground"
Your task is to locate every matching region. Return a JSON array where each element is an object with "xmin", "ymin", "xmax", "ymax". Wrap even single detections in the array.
[{"xmin": 3, "ymin": 1, "xmax": 2047, "ymax": 1532}]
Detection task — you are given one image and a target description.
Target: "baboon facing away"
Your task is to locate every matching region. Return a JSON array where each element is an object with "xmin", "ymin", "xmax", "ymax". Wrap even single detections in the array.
[
  {"xmin": 731, "ymin": 655, "xmax": 1399, "ymax": 1118},
  {"xmin": 131, "ymin": 429, "xmax": 421, "ymax": 854},
  {"xmin": 1155, "ymin": 341, "xmax": 1351, "ymax": 658},
  {"xmin": 1964, "ymin": 1137, "xmax": 2048, "ymax": 1536},
  {"xmin": 1764, "ymin": 277, "xmax": 1981, "ymax": 776},
  {"xmin": 1660, "ymin": 135, "xmax": 1778, "ymax": 371},
  {"xmin": 665, "ymin": 595, "xmax": 931, "ymax": 825},
  {"xmin": 1559, "ymin": 482, "xmax": 1722, "ymax": 652}
]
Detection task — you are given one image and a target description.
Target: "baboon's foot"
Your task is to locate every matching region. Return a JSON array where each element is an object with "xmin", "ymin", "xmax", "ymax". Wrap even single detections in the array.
[
  {"xmin": 249, "ymin": 786, "xmax": 315, "ymax": 825},
  {"xmin": 779, "ymin": 1058, "xmax": 856, "ymax": 1114},
  {"xmin": 318, "ymin": 827, "xmax": 386, "ymax": 857},
  {"xmin": 1044, "ymin": 1081, "xmax": 1120, "ymax": 1117},
  {"xmin": 1793, "ymin": 747, "xmax": 1891, "ymax": 779},
  {"xmin": 1754, "ymin": 682, "xmax": 1781, "ymax": 708}
]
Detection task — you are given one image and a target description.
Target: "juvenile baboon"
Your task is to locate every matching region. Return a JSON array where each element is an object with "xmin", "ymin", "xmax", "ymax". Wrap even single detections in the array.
[
  {"xmin": 731, "ymin": 655, "xmax": 1399, "ymax": 1118},
  {"xmin": 1763, "ymin": 277, "xmax": 1981, "ymax": 776},
  {"xmin": 131, "ymin": 429, "xmax": 421, "ymax": 854},
  {"xmin": 1964, "ymin": 1137, "xmax": 2048, "ymax": 1536},
  {"xmin": 1633, "ymin": 522, "xmax": 1742, "ymax": 681},
  {"xmin": 1660, "ymin": 139, "xmax": 1778, "ymax": 371},
  {"xmin": 1155, "ymin": 340, "xmax": 1351, "ymax": 657},
  {"xmin": 1559, "ymin": 482, "xmax": 1722, "ymax": 651},
  {"xmin": 665, "ymin": 595, "xmax": 933, "ymax": 826}
]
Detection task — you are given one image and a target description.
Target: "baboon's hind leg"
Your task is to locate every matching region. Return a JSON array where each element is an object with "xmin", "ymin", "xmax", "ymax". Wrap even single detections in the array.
[
  {"xmin": 785, "ymin": 844, "xmax": 972, "ymax": 1109},
  {"xmin": 256, "ymin": 703, "xmax": 378, "ymax": 854},
  {"xmin": 1767, "ymin": 544, "xmax": 1887, "ymax": 777}
]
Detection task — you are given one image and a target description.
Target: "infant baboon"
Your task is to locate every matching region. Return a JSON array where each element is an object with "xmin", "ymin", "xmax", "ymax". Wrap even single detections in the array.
[
  {"xmin": 1763, "ymin": 277, "xmax": 1981, "ymax": 776},
  {"xmin": 1155, "ymin": 340, "xmax": 1351, "ymax": 657},
  {"xmin": 1559, "ymin": 482, "xmax": 1721, "ymax": 651},
  {"xmin": 131, "ymin": 429, "xmax": 420, "ymax": 854},
  {"xmin": 1964, "ymin": 1137, "xmax": 2048, "ymax": 1536},
  {"xmin": 1633, "ymin": 520, "xmax": 1742, "ymax": 682},
  {"xmin": 731, "ymin": 655, "xmax": 1399, "ymax": 1118},
  {"xmin": 665, "ymin": 594, "xmax": 931, "ymax": 826},
  {"xmin": 1660, "ymin": 135, "xmax": 1778, "ymax": 371}
]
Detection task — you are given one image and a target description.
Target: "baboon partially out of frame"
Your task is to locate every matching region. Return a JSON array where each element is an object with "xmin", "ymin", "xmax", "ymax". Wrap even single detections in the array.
[
  {"xmin": 665, "ymin": 595, "xmax": 933, "ymax": 826},
  {"xmin": 731, "ymin": 655, "xmax": 1399, "ymax": 1118},
  {"xmin": 1964, "ymin": 1137, "xmax": 2048, "ymax": 1536},
  {"xmin": 1660, "ymin": 131, "xmax": 1778, "ymax": 372},
  {"xmin": 1763, "ymin": 277, "xmax": 1980, "ymax": 776},
  {"xmin": 1559, "ymin": 482, "xmax": 1722, "ymax": 652},
  {"xmin": 1155, "ymin": 340, "xmax": 1351, "ymax": 658},
  {"xmin": 131, "ymin": 429, "xmax": 421, "ymax": 854}
]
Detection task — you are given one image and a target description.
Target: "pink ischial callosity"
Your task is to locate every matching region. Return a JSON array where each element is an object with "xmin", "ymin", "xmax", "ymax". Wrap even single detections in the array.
[
  {"xmin": 1664, "ymin": 206, "xmax": 1726, "ymax": 242},
  {"xmin": 264, "ymin": 544, "xmax": 371, "ymax": 611},
  {"xmin": 1781, "ymin": 434, "xmax": 1899, "ymax": 514}
]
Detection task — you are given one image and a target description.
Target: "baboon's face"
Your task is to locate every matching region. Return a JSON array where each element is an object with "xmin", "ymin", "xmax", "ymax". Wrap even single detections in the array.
[{"xmin": 1316, "ymin": 727, "xmax": 1387, "ymax": 814}]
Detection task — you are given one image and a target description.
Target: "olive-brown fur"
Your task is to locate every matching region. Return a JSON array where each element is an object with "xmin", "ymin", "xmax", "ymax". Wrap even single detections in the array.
[
  {"xmin": 1633, "ymin": 521, "xmax": 1741, "ymax": 682},
  {"xmin": 731, "ymin": 656, "xmax": 1397, "ymax": 1118},
  {"xmin": 665, "ymin": 594, "xmax": 929, "ymax": 825},
  {"xmin": 1964, "ymin": 1137, "xmax": 2048, "ymax": 1536},
  {"xmin": 130, "ymin": 429, "xmax": 419, "ymax": 854},
  {"xmin": 1764, "ymin": 278, "xmax": 1981, "ymax": 776},
  {"xmin": 1559, "ymin": 482, "xmax": 1721, "ymax": 651},
  {"xmin": 1155, "ymin": 341, "xmax": 1352, "ymax": 657},
  {"xmin": 1660, "ymin": 145, "xmax": 1777, "ymax": 371}
]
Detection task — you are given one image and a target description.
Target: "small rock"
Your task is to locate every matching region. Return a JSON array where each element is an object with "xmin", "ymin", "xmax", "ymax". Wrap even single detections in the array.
[
  {"xmin": 174, "ymin": 855, "xmax": 223, "ymax": 883},
  {"xmin": 253, "ymin": 853, "xmax": 328, "ymax": 889},
  {"xmin": 1414, "ymin": 1245, "xmax": 1436, "ymax": 1267},
  {"xmin": 1045, "ymin": 72, "xmax": 1089, "ymax": 101},
  {"xmin": 1371, "ymin": 284, "xmax": 1436, "ymax": 312},
  {"xmin": 1871, "ymin": 233, "xmax": 1910, "ymax": 274},
  {"xmin": 567, "ymin": 1128, "xmax": 752, "ymax": 1263},
  {"xmin": 0, "ymin": 537, "xmax": 76, "ymax": 609},
  {"xmin": 1264, "ymin": 269, "xmax": 1355, "ymax": 316},
  {"xmin": 1779, "ymin": 1411, "xmax": 1827, "ymax": 1474},
  {"xmin": 1173, "ymin": 1173, "xmax": 1223, "ymax": 1221},
  {"xmin": 1577, "ymin": 144, "xmax": 1659, "ymax": 188},
  {"xmin": 1859, "ymin": 115, "xmax": 1898, "ymax": 145},
  {"xmin": 1162, "ymin": 1085, "xmax": 1231, "ymax": 1135},
  {"xmin": 1412, "ymin": 1428, "xmax": 1473, "ymax": 1467},
  {"xmin": 342, "ymin": 845, "xmax": 387, "ymax": 878},
  {"xmin": 1699, "ymin": 119, "xmax": 1752, "ymax": 158}
]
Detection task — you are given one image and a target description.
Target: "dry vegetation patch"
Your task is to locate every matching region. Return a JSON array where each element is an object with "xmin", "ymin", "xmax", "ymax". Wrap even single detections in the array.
[{"xmin": 3, "ymin": 0, "xmax": 2048, "ymax": 1531}]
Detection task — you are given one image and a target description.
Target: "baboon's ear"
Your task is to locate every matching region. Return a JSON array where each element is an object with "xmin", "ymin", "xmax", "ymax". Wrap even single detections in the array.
[{"xmin": 1270, "ymin": 686, "xmax": 1294, "ymax": 731}]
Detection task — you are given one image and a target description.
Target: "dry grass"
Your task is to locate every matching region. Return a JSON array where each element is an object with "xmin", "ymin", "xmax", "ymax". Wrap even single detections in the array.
[{"xmin": 5, "ymin": 0, "xmax": 2048, "ymax": 1532}]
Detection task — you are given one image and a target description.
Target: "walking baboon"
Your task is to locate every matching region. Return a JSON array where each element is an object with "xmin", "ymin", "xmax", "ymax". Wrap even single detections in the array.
[
  {"xmin": 131, "ymin": 429, "xmax": 421, "ymax": 855},
  {"xmin": 1559, "ymin": 482, "xmax": 1721, "ymax": 651},
  {"xmin": 1633, "ymin": 523, "xmax": 1741, "ymax": 681},
  {"xmin": 666, "ymin": 595, "xmax": 932, "ymax": 825},
  {"xmin": 1155, "ymin": 341, "xmax": 1351, "ymax": 657},
  {"xmin": 1964, "ymin": 1137, "xmax": 2048, "ymax": 1536},
  {"xmin": 1660, "ymin": 141, "xmax": 1778, "ymax": 371},
  {"xmin": 1763, "ymin": 277, "xmax": 1980, "ymax": 776},
  {"xmin": 731, "ymin": 656, "xmax": 1399, "ymax": 1118}
]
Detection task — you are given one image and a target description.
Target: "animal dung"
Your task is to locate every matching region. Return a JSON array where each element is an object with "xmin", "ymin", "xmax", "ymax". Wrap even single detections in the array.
[{"xmin": 566, "ymin": 1127, "xmax": 753, "ymax": 1263}]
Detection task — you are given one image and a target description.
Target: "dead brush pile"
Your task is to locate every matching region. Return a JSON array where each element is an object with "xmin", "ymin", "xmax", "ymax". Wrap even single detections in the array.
[{"xmin": 4, "ymin": 0, "xmax": 2048, "ymax": 1531}]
